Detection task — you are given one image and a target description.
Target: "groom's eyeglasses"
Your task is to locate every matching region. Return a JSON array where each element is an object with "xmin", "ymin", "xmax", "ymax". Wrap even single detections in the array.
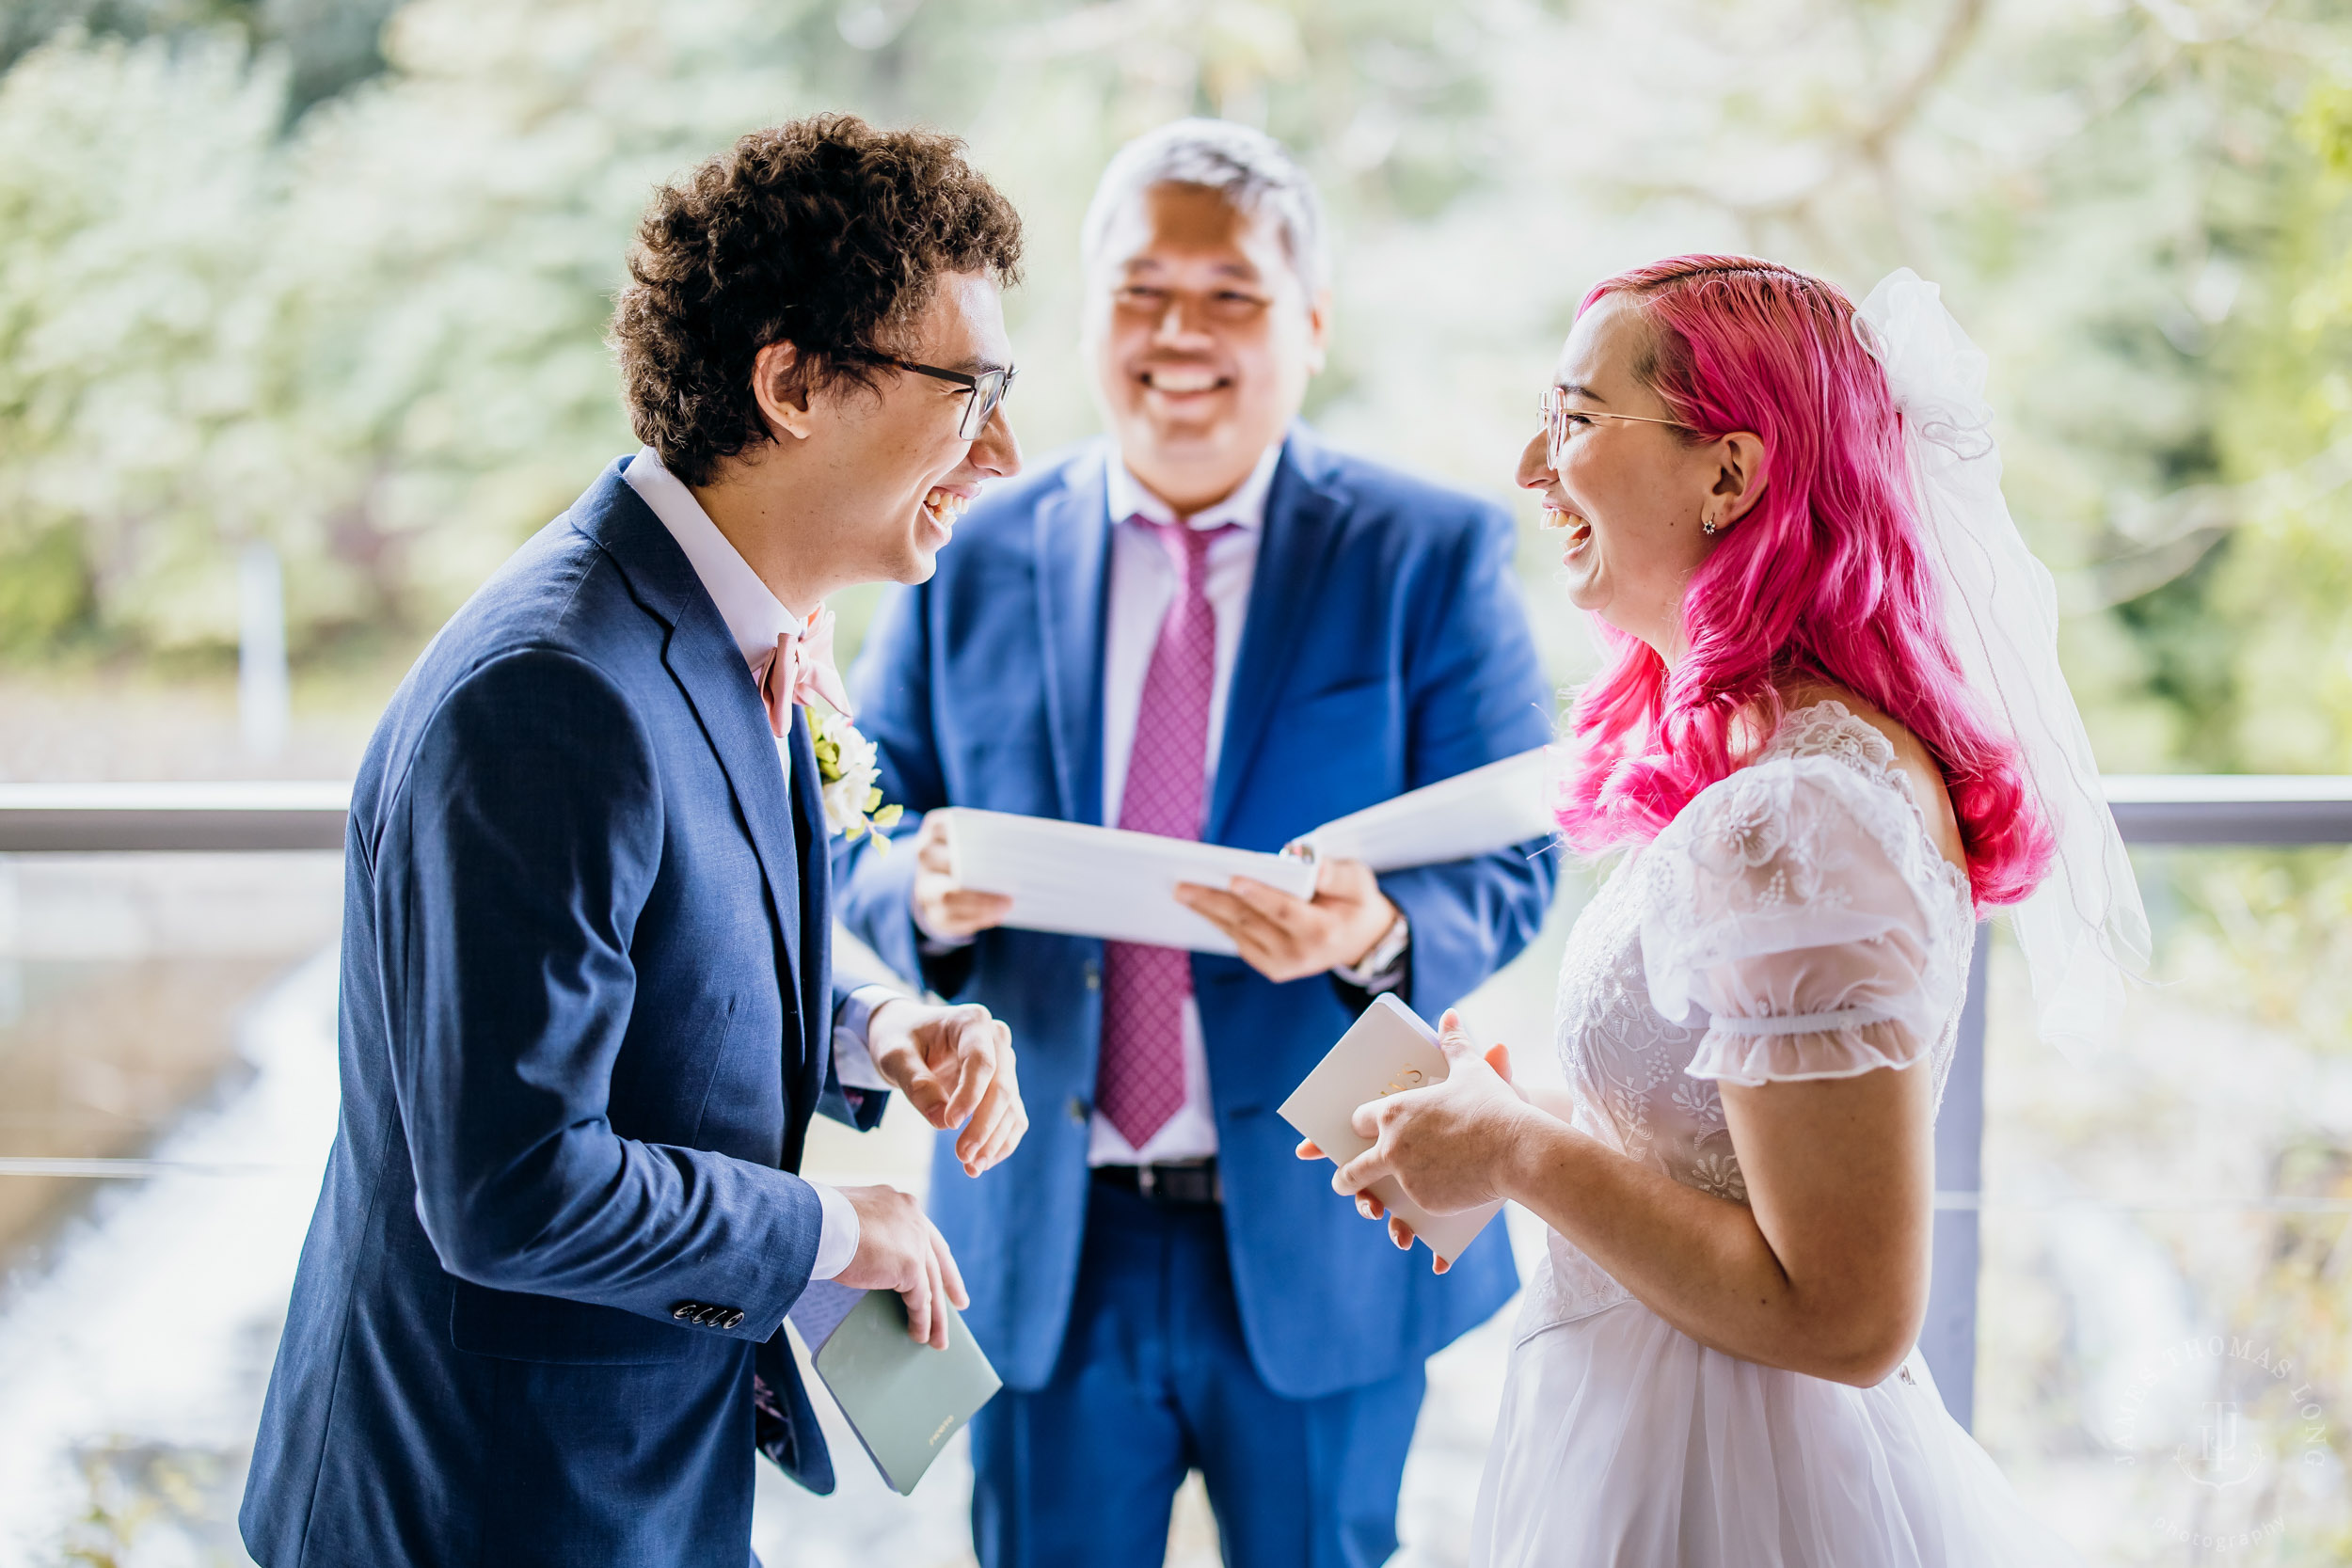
[{"xmin": 846, "ymin": 353, "xmax": 1016, "ymax": 439}]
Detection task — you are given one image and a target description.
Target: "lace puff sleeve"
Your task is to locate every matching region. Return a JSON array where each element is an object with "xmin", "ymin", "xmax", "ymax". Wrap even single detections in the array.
[{"xmin": 1639, "ymin": 759, "xmax": 1963, "ymax": 1087}]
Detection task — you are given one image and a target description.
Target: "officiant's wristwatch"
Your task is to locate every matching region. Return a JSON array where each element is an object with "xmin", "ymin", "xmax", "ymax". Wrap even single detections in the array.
[{"xmin": 1334, "ymin": 911, "xmax": 1410, "ymax": 994}]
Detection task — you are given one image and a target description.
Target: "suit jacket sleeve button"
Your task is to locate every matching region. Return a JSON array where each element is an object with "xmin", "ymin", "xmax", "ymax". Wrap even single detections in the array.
[
  {"xmin": 672, "ymin": 1303, "xmax": 698, "ymax": 1321},
  {"xmin": 723, "ymin": 1309, "xmax": 745, "ymax": 1329}
]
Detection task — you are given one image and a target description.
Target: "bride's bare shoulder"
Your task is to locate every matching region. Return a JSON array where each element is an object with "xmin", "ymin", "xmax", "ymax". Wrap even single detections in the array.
[{"xmin": 1776, "ymin": 682, "xmax": 1966, "ymax": 872}]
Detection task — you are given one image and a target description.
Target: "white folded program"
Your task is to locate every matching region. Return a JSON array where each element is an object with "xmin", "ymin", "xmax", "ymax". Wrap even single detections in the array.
[
  {"xmin": 937, "ymin": 808, "xmax": 1315, "ymax": 956},
  {"xmin": 1288, "ymin": 746, "xmax": 1555, "ymax": 872},
  {"xmin": 935, "ymin": 747, "xmax": 1558, "ymax": 955},
  {"xmin": 1278, "ymin": 993, "xmax": 1506, "ymax": 1263}
]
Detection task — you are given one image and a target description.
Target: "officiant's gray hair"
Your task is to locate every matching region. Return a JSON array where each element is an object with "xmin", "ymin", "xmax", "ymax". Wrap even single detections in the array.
[{"xmin": 1081, "ymin": 119, "xmax": 1329, "ymax": 293}]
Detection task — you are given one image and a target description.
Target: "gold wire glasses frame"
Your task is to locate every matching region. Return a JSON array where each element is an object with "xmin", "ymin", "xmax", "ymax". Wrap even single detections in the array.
[{"xmin": 1537, "ymin": 388, "xmax": 1688, "ymax": 469}]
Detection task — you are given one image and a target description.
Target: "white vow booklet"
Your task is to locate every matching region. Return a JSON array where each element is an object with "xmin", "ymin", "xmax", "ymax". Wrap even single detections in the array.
[
  {"xmin": 1289, "ymin": 746, "xmax": 1554, "ymax": 872},
  {"xmin": 935, "ymin": 747, "xmax": 1553, "ymax": 956},
  {"xmin": 936, "ymin": 808, "xmax": 1316, "ymax": 956},
  {"xmin": 1278, "ymin": 993, "xmax": 1506, "ymax": 1262}
]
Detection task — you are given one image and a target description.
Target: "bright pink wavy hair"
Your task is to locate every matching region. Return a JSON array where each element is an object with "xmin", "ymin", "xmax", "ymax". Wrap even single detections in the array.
[{"xmin": 1552, "ymin": 255, "xmax": 2051, "ymax": 909}]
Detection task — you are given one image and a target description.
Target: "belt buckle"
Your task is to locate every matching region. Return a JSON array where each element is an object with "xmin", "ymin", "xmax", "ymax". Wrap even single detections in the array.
[{"xmin": 1136, "ymin": 1164, "xmax": 1159, "ymax": 1200}]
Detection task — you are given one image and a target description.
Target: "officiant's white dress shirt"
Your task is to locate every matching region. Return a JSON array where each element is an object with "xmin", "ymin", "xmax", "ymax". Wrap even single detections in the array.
[{"xmin": 625, "ymin": 447, "xmax": 895, "ymax": 1284}]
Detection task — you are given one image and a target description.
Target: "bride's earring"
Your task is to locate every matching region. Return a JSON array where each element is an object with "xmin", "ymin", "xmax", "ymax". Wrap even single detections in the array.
[{"xmin": 1701, "ymin": 512, "xmax": 1720, "ymax": 536}]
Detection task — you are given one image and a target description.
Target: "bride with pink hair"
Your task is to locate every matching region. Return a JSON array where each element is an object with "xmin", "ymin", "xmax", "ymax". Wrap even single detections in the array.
[{"xmin": 1317, "ymin": 256, "xmax": 2143, "ymax": 1563}]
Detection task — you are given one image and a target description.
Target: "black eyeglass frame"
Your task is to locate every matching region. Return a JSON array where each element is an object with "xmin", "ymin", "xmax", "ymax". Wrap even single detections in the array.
[{"xmin": 843, "ymin": 352, "xmax": 1016, "ymax": 439}]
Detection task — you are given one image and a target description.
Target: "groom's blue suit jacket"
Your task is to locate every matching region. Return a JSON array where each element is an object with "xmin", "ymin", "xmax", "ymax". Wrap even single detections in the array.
[
  {"xmin": 242, "ymin": 461, "xmax": 880, "ymax": 1567},
  {"xmin": 837, "ymin": 426, "xmax": 1558, "ymax": 1400}
]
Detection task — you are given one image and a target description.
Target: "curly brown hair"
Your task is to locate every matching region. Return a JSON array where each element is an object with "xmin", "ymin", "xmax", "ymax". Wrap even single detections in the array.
[{"xmin": 610, "ymin": 115, "xmax": 1024, "ymax": 486}]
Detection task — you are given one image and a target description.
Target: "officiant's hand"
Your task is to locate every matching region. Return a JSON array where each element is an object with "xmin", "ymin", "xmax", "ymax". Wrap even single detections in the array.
[
  {"xmin": 866, "ymin": 998, "xmax": 1028, "ymax": 1177},
  {"xmin": 1173, "ymin": 856, "xmax": 1398, "ymax": 984},
  {"xmin": 1324, "ymin": 1009, "xmax": 1531, "ymax": 1272},
  {"xmin": 834, "ymin": 1185, "xmax": 966, "ymax": 1350},
  {"xmin": 912, "ymin": 813, "xmax": 1013, "ymax": 942}
]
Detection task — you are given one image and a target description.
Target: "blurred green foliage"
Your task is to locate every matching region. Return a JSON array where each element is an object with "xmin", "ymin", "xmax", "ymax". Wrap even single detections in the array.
[
  {"xmin": 0, "ymin": 0, "xmax": 399, "ymax": 114},
  {"xmin": 0, "ymin": 0, "xmax": 2345, "ymax": 784},
  {"xmin": 51, "ymin": 1438, "xmax": 224, "ymax": 1567},
  {"xmin": 2201, "ymin": 61, "xmax": 2352, "ymax": 775}
]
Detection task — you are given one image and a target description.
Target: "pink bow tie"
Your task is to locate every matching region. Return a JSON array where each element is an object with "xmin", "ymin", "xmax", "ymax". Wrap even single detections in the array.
[{"xmin": 756, "ymin": 606, "xmax": 852, "ymax": 737}]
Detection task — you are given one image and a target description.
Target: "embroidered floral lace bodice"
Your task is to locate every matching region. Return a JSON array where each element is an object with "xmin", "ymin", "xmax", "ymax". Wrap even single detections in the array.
[{"xmin": 1522, "ymin": 702, "xmax": 1978, "ymax": 1334}]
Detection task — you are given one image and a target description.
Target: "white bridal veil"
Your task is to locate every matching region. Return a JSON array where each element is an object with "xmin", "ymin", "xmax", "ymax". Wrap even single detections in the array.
[{"xmin": 1852, "ymin": 269, "xmax": 2151, "ymax": 1053}]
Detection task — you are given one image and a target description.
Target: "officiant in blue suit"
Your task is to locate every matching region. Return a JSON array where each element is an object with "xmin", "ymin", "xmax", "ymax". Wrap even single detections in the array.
[
  {"xmin": 241, "ymin": 118, "xmax": 1035, "ymax": 1568},
  {"xmin": 835, "ymin": 121, "xmax": 1557, "ymax": 1568}
]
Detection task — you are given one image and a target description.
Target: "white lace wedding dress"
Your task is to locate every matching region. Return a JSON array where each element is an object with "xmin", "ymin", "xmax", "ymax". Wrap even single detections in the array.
[{"xmin": 1471, "ymin": 702, "xmax": 2080, "ymax": 1566}]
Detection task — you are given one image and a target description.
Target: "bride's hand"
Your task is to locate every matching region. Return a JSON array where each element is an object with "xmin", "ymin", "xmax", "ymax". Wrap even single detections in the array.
[
  {"xmin": 1324, "ymin": 1009, "xmax": 1532, "ymax": 1266},
  {"xmin": 1294, "ymin": 1036, "xmax": 1522, "ymax": 1196},
  {"xmin": 1290, "ymin": 1038, "xmax": 1520, "ymax": 1164}
]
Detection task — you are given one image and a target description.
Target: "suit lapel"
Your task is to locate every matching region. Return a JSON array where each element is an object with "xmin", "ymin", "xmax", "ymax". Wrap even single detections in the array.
[
  {"xmin": 1034, "ymin": 451, "xmax": 1112, "ymax": 827},
  {"xmin": 576, "ymin": 465, "xmax": 809, "ymax": 1071},
  {"xmin": 783, "ymin": 707, "xmax": 831, "ymax": 1158},
  {"xmin": 1206, "ymin": 437, "xmax": 1349, "ymax": 843},
  {"xmin": 657, "ymin": 609, "xmax": 806, "ymax": 995}
]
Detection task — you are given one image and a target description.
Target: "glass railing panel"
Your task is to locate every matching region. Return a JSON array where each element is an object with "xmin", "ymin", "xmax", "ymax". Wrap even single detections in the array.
[
  {"xmin": 8, "ymin": 833, "xmax": 2342, "ymax": 1565},
  {"xmin": 1977, "ymin": 846, "xmax": 2352, "ymax": 1564},
  {"xmin": 0, "ymin": 852, "xmax": 341, "ymax": 1567}
]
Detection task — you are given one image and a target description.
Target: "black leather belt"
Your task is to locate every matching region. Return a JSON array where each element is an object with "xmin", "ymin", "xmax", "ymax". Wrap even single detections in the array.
[{"xmin": 1093, "ymin": 1158, "xmax": 1221, "ymax": 1206}]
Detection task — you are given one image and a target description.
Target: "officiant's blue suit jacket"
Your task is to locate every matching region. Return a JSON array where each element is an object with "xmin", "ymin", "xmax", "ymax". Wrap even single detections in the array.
[
  {"xmin": 836, "ymin": 426, "xmax": 1556, "ymax": 1400},
  {"xmin": 241, "ymin": 460, "xmax": 882, "ymax": 1568}
]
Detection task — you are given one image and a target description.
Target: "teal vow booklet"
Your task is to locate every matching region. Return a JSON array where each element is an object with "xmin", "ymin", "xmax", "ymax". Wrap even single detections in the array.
[{"xmin": 787, "ymin": 1279, "xmax": 1003, "ymax": 1496}]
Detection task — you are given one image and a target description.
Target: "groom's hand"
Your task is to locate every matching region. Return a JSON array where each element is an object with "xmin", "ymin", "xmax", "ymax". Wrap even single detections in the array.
[
  {"xmin": 834, "ymin": 1185, "xmax": 966, "ymax": 1350},
  {"xmin": 866, "ymin": 998, "xmax": 1028, "ymax": 1176},
  {"xmin": 1173, "ymin": 856, "xmax": 1398, "ymax": 984}
]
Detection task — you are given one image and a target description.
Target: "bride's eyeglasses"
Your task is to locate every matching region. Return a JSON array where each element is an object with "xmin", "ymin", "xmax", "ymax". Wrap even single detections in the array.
[
  {"xmin": 845, "ymin": 352, "xmax": 1017, "ymax": 439},
  {"xmin": 1538, "ymin": 388, "xmax": 1688, "ymax": 470}
]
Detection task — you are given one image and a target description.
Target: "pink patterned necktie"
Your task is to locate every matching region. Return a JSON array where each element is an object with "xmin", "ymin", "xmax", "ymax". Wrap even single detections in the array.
[{"xmin": 1098, "ymin": 517, "xmax": 1235, "ymax": 1151}]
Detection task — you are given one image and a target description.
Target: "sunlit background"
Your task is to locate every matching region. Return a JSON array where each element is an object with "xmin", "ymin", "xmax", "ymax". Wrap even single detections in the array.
[{"xmin": 1, "ymin": 0, "xmax": 2349, "ymax": 1562}]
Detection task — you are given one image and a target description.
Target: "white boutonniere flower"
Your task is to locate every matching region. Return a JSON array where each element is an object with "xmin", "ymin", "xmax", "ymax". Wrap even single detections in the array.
[{"xmin": 807, "ymin": 703, "xmax": 902, "ymax": 848}]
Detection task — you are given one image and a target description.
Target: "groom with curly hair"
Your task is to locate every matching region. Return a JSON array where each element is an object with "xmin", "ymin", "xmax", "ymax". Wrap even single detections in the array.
[{"xmin": 242, "ymin": 115, "xmax": 1031, "ymax": 1567}]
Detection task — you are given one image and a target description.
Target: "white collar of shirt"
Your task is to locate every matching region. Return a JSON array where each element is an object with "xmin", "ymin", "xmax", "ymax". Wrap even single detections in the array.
[
  {"xmin": 623, "ymin": 446, "xmax": 805, "ymax": 671},
  {"xmin": 1104, "ymin": 439, "xmax": 1283, "ymax": 535}
]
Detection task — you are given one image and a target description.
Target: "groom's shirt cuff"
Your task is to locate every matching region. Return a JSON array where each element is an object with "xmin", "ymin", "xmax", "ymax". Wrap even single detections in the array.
[
  {"xmin": 804, "ymin": 983, "xmax": 908, "ymax": 1285},
  {"xmin": 830, "ymin": 983, "xmax": 901, "ymax": 1092},
  {"xmin": 808, "ymin": 1181, "xmax": 858, "ymax": 1282}
]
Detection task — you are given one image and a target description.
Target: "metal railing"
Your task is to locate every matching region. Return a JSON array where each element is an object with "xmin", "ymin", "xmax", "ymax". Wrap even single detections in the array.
[
  {"xmin": 6, "ymin": 773, "xmax": 2352, "ymax": 1432},
  {"xmin": 2103, "ymin": 772, "xmax": 2352, "ymax": 843},
  {"xmin": 6, "ymin": 774, "xmax": 2347, "ymax": 852},
  {"xmin": 0, "ymin": 781, "xmax": 348, "ymax": 852}
]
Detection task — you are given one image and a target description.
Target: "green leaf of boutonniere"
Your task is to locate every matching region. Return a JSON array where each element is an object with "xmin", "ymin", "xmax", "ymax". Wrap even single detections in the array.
[{"xmin": 804, "ymin": 701, "xmax": 898, "ymax": 847}]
